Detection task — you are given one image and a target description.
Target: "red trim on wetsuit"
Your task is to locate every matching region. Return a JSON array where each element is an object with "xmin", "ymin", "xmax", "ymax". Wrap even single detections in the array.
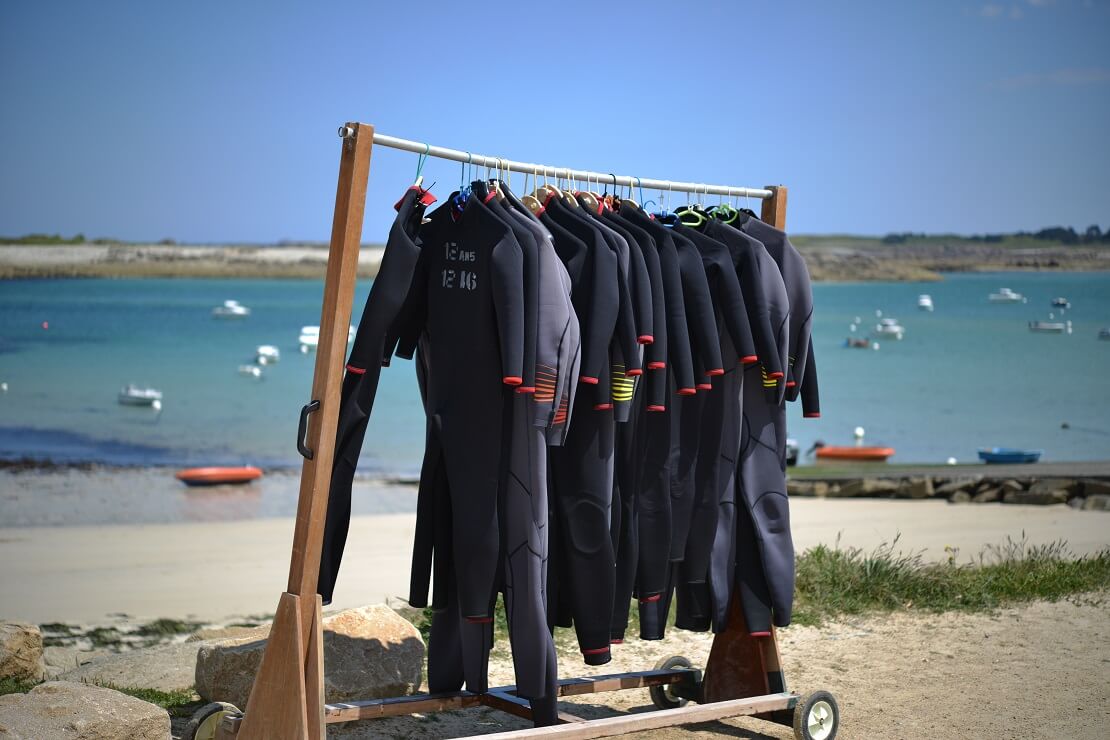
[
  {"xmin": 345, "ymin": 364, "xmax": 367, "ymax": 375},
  {"xmin": 482, "ymin": 190, "xmax": 497, "ymax": 204},
  {"xmin": 516, "ymin": 386, "xmax": 536, "ymax": 394},
  {"xmin": 579, "ymin": 376, "xmax": 599, "ymax": 385},
  {"xmin": 582, "ymin": 647, "xmax": 610, "ymax": 655},
  {"xmin": 609, "ymin": 639, "xmax": 624, "ymax": 645},
  {"xmin": 647, "ymin": 362, "xmax": 666, "ymax": 370},
  {"xmin": 706, "ymin": 368, "xmax": 724, "ymax": 376},
  {"xmin": 647, "ymin": 405, "xmax": 666, "ymax": 412},
  {"xmin": 502, "ymin": 376, "xmax": 523, "ymax": 386},
  {"xmin": 696, "ymin": 383, "xmax": 712, "ymax": 391},
  {"xmin": 768, "ymin": 371, "xmax": 784, "ymax": 379},
  {"xmin": 594, "ymin": 403, "xmax": 613, "ymax": 411},
  {"xmin": 740, "ymin": 355, "xmax": 759, "ymax": 364},
  {"xmin": 626, "ymin": 368, "xmax": 643, "ymax": 377},
  {"xmin": 750, "ymin": 631, "xmax": 772, "ymax": 637},
  {"xmin": 393, "ymin": 185, "xmax": 437, "ymax": 211},
  {"xmin": 804, "ymin": 412, "xmax": 821, "ymax": 418},
  {"xmin": 638, "ymin": 335, "xmax": 654, "ymax": 344},
  {"xmin": 639, "ymin": 593, "xmax": 662, "ymax": 603},
  {"xmin": 677, "ymin": 388, "xmax": 697, "ymax": 396},
  {"xmin": 465, "ymin": 616, "xmax": 494, "ymax": 624}
]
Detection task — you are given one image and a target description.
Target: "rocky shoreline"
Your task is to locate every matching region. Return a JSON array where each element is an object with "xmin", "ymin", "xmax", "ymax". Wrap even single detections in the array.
[{"xmin": 788, "ymin": 473, "xmax": 1110, "ymax": 510}]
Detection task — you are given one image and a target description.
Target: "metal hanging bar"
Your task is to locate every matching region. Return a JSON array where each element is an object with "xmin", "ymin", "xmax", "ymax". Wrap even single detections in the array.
[{"xmin": 337, "ymin": 126, "xmax": 773, "ymax": 200}]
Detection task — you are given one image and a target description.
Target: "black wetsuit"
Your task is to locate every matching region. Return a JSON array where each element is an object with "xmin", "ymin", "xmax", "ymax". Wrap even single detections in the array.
[{"xmin": 317, "ymin": 186, "xmax": 432, "ymax": 605}]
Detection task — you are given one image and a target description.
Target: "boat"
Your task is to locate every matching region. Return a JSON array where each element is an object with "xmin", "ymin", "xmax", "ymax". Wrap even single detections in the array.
[
  {"xmin": 175, "ymin": 466, "xmax": 264, "ymax": 486},
  {"xmin": 844, "ymin": 337, "xmax": 875, "ymax": 349},
  {"xmin": 785, "ymin": 438, "xmax": 799, "ymax": 467},
  {"xmin": 238, "ymin": 364, "xmax": 263, "ymax": 378},
  {"xmin": 212, "ymin": 299, "xmax": 251, "ymax": 318},
  {"xmin": 1100, "ymin": 328, "xmax": 1110, "ymax": 341},
  {"xmin": 1028, "ymin": 320, "xmax": 1071, "ymax": 334},
  {"xmin": 873, "ymin": 318, "xmax": 904, "ymax": 340},
  {"xmin": 977, "ymin": 448, "xmax": 1042, "ymax": 464},
  {"xmin": 118, "ymin": 384, "xmax": 163, "ymax": 406},
  {"xmin": 255, "ymin": 345, "xmax": 281, "ymax": 364},
  {"xmin": 1051, "ymin": 297, "xmax": 1070, "ymax": 309},
  {"xmin": 917, "ymin": 294, "xmax": 934, "ymax": 312},
  {"xmin": 298, "ymin": 325, "xmax": 355, "ymax": 351},
  {"xmin": 814, "ymin": 445, "xmax": 895, "ymax": 462},
  {"xmin": 988, "ymin": 288, "xmax": 1025, "ymax": 303}
]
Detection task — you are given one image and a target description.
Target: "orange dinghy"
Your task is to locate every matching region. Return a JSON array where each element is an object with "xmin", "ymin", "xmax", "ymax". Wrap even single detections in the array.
[
  {"xmin": 175, "ymin": 466, "xmax": 263, "ymax": 486},
  {"xmin": 815, "ymin": 446, "xmax": 894, "ymax": 462}
]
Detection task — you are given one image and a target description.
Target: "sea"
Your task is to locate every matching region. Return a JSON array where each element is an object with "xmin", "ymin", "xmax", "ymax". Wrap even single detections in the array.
[{"xmin": 1, "ymin": 271, "xmax": 1108, "ymax": 475}]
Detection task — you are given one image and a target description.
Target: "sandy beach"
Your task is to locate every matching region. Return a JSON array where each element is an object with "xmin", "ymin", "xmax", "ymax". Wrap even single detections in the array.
[{"xmin": 2, "ymin": 497, "xmax": 1105, "ymax": 625}]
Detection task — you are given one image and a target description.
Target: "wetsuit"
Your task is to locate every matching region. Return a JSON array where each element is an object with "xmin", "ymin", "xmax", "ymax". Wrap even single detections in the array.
[{"xmin": 317, "ymin": 185, "xmax": 432, "ymax": 605}]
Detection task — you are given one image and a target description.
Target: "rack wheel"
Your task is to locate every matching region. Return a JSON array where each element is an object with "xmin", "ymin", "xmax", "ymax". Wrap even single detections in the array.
[
  {"xmin": 184, "ymin": 701, "xmax": 241, "ymax": 740},
  {"xmin": 793, "ymin": 691, "xmax": 839, "ymax": 740},
  {"xmin": 649, "ymin": 654, "xmax": 694, "ymax": 710}
]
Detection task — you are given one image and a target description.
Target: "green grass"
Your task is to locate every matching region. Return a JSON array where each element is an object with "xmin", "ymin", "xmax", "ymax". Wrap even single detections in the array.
[
  {"xmin": 0, "ymin": 677, "xmax": 39, "ymax": 696},
  {"xmin": 791, "ymin": 535, "xmax": 1110, "ymax": 626},
  {"xmin": 0, "ymin": 678, "xmax": 195, "ymax": 716}
]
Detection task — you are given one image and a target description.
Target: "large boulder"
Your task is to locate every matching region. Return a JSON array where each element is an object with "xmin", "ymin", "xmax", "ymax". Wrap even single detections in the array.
[
  {"xmin": 1028, "ymin": 478, "xmax": 1080, "ymax": 497},
  {"xmin": 0, "ymin": 681, "xmax": 169, "ymax": 740},
  {"xmin": 42, "ymin": 647, "xmax": 106, "ymax": 680},
  {"xmin": 1082, "ymin": 494, "xmax": 1110, "ymax": 511},
  {"xmin": 827, "ymin": 478, "xmax": 899, "ymax": 498},
  {"xmin": 895, "ymin": 477, "xmax": 934, "ymax": 499},
  {"xmin": 934, "ymin": 477, "xmax": 982, "ymax": 497},
  {"xmin": 58, "ymin": 641, "xmax": 203, "ymax": 692},
  {"xmin": 999, "ymin": 479, "xmax": 1025, "ymax": 494},
  {"xmin": 786, "ymin": 480, "xmax": 829, "ymax": 497},
  {"xmin": 972, "ymin": 487, "xmax": 1002, "ymax": 504},
  {"xmin": 195, "ymin": 604, "xmax": 424, "ymax": 710},
  {"xmin": 948, "ymin": 490, "xmax": 972, "ymax": 504},
  {"xmin": 0, "ymin": 623, "xmax": 44, "ymax": 682},
  {"xmin": 1003, "ymin": 489, "xmax": 1069, "ymax": 506},
  {"xmin": 1082, "ymin": 479, "xmax": 1110, "ymax": 498}
]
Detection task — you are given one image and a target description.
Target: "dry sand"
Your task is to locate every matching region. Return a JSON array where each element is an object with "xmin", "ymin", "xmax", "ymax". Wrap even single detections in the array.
[{"xmin": 1, "ymin": 498, "xmax": 1106, "ymax": 625}]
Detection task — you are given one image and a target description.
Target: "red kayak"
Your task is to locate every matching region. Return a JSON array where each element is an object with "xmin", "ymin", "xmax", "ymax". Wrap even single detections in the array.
[
  {"xmin": 175, "ymin": 466, "xmax": 263, "ymax": 486},
  {"xmin": 815, "ymin": 446, "xmax": 895, "ymax": 462}
]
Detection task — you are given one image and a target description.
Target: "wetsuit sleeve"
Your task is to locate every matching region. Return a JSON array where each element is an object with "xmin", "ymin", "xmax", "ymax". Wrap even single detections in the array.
[
  {"xmin": 639, "ymin": 237, "xmax": 667, "ymax": 371},
  {"xmin": 492, "ymin": 234, "xmax": 525, "ymax": 384},
  {"xmin": 390, "ymin": 248, "xmax": 429, "ymax": 361},
  {"xmin": 737, "ymin": 250, "xmax": 780, "ymax": 372},
  {"xmin": 580, "ymin": 243, "xmax": 618, "ymax": 386},
  {"xmin": 614, "ymin": 264, "xmax": 641, "ymax": 376},
  {"xmin": 521, "ymin": 237, "xmax": 539, "ymax": 393},
  {"xmin": 626, "ymin": 237, "xmax": 654, "ymax": 344},
  {"xmin": 658, "ymin": 238, "xmax": 695, "ymax": 393},
  {"xmin": 677, "ymin": 242, "xmax": 723, "ymax": 375},
  {"xmin": 801, "ymin": 336, "xmax": 820, "ymax": 417},
  {"xmin": 716, "ymin": 260, "xmax": 758, "ymax": 364}
]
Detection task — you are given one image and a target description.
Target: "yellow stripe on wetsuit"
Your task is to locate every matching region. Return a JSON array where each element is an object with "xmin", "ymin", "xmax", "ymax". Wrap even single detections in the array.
[{"xmin": 611, "ymin": 364, "xmax": 636, "ymax": 402}]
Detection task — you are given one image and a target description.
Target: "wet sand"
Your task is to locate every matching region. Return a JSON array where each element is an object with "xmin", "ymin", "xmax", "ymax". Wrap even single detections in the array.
[{"xmin": 1, "ymin": 497, "xmax": 1105, "ymax": 625}]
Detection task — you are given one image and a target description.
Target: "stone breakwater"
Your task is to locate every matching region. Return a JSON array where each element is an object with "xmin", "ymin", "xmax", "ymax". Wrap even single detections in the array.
[{"xmin": 787, "ymin": 474, "xmax": 1110, "ymax": 510}]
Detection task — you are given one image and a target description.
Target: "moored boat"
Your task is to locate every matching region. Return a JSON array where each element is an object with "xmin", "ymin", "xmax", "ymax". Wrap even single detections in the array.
[
  {"xmin": 873, "ymin": 318, "xmax": 904, "ymax": 340},
  {"xmin": 256, "ymin": 345, "xmax": 280, "ymax": 364},
  {"xmin": 1100, "ymin": 328, "xmax": 1110, "ymax": 341},
  {"xmin": 175, "ymin": 466, "xmax": 264, "ymax": 486},
  {"xmin": 1028, "ymin": 320, "xmax": 1071, "ymax": 334},
  {"xmin": 917, "ymin": 294, "xmax": 933, "ymax": 311},
  {"xmin": 118, "ymin": 384, "xmax": 162, "ymax": 406},
  {"xmin": 977, "ymin": 448, "xmax": 1042, "ymax": 464},
  {"xmin": 1051, "ymin": 297, "xmax": 1070, "ymax": 309},
  {"xmin": 989, "ymin": 288, "xmax": 1024, "ymax": 303},
  {"xmin": 814, "ymin": 445, "xmax": 895, "ymax": 462},
  {"xmin": 298, "ymin": 325, "xmax": 355, "ymax": 351},
  {"xmin": 212, "ymin": 300, "xmax": 251, "ymax": 318}
]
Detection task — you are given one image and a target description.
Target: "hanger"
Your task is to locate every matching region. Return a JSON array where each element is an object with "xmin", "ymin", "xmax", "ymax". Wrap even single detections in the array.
[
  {"xmin": 711, "ymin": 188, "xmax": 740, "ymax": 224},
  {"xmin": 577, "ymin": 171, "xmax": 600, "ymax": 213},
  {"xmin": 532, "ymin": 164, "xmax": 563, "ymax": 205},
  {"xmin": 522, "ymin": 165, "xmax": 546, "ymax": 215},
  {"xmin": 621, "ymin": 176, "xmax": 642, "ymax": 212},
  {"xmin": 561, "ymin": 168, "xmax": 579, "ymax": 208},
  {"xmin": 677, "ymin": 184, "xmax": 708, "ymax": 228},
  {"xmin": 451, "ymin": 151, "xmax": 474, "ymax": 215}
]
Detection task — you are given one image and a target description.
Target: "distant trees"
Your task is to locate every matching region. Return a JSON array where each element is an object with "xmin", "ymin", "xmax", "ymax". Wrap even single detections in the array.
[{"xmin": 881, "ymin": 226, "xmax": 1109, "ymax": 245}]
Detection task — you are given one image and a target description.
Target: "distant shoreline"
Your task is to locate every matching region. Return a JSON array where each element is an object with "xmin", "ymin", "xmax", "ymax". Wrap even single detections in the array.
[{"xmin": 2, "ymin": 239, "xmax": 1108, "ymax": 281}]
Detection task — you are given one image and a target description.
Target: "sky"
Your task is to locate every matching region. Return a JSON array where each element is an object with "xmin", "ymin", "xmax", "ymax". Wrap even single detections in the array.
[{"xmin": 1, "ymin": 0, "xmax": 1108, "ymax": 243}]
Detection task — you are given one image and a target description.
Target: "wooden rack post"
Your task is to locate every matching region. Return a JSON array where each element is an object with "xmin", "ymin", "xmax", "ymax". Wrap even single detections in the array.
[{"xmin": 212, "ymin": 134, "xmax": 836, "ymax": 740}]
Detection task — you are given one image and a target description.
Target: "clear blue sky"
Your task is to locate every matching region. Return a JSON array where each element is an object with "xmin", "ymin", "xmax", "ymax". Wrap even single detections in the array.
[{"xmin": 1, "ymin": 0, "xmax": 1107, "ymax": 242}]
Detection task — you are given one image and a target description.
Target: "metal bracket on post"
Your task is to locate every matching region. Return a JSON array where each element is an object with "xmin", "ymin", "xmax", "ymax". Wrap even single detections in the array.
[{"xmin": 297, "ymin": 400, "xmax": 321, "ymax": 459}]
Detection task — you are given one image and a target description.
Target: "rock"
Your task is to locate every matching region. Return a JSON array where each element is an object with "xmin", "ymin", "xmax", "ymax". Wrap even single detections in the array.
[
  {"xmin": 1082, "ymin": 494, "xmax": 1110, "ymax": 511},
  {"xmin": 786, "ymin": 480, "xmax": 830, "ymax": 497},
  {"xmin": 59, "ymin": 640, "xmax": 205, "ymax": 693},
  {"xmin": 195, "ymin": 604, "xmax": 424, "ymax": 710},
  {"xmin": 895, "ymin": 477, "xmax": 934, "ymax": 499},
  {"xmin": 1068, "ymin": 497, "xmax": 1085, "ymax": 509},
  {"xmin": 934, "ymin": 477, "xmax": 983, "ymax": 497},
  {"xmin": 999, "ymin": 479, "xmax": 1025, "ymax": 494},
  {"xmin": 948, "ymin": 490, "xmax": 972, "ymax": 504},
  {"xmin": 1082, "ymin": 479, "xmax": 1110, "ymax": 498},
  {"xmin": 827, "ymin": 478, "xmax": 899, "ymax": 498},
  {"xmin": 1003, "ymin": 489, "xmax": 1069, "ymax": 506},
  {"xmin": 972, "ymin": 487, "xmax": 1002, "ymax": 504},
  {"xmin": 42, "ymin": 647, "xmax": 105, "ymax": 680},
  {"xmin": 0, "ymin": 623, "xmax": 44, "ymax": 681},
  {"xmin": 1028, "ymin": 478, "xmax": 1080, "ymax": 497},
  {"xmin": 186, "ymin": 625, "xmax": 269, "ymax": 643},
  {"xmin": 0, "ymin": 681, "xmax": 169, "ymax": 740}
]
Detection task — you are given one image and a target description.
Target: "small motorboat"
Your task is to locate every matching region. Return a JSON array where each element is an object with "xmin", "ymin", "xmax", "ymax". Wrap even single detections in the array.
[
  {"xmin": 1100, "ymin": 328, "xmax": 1110, "ymax": 341},
  {"xmin": 118, "ymin": 384, "xmax": 163, "ymax": 406},
  {"xmin": 212, "ymin": 300, "xmax": 251, "ymax": 318},
  {"xmin": 1050, "ymin": 297, "xmax": 1070, "ymax": 309},
  {"xmin": 238, "ymin": 364, "xmax": 263, "ymax": 378},
  {"xmin": 815, "ymin": 446, "xmax": 894, "ymax": 462},
  {"xmin": 873, "ymin": 318, "xmax": 904, "ymax": 340},
  {"xmin": 298, "ymin": 325, "xmax": 355, "ymax": 351},
  {"xmin": 989, "ymin": 288, "xmax": 1025, "ymax": 303},
  {"xmin": 917, "ymin": 294, "xmax": 934, "ymax": 312},
  {"xmin": 844, "ymin": 337, "xmax": 878, "ymax": 350},
  {"xmin": 256, "ymin": 345, "xmax": 281, "ymax": 364},
  {"xmin": 978, "ymin": 448, "xmax": 1042, "ymax": 464},
  {"xmin": 175, "ymin": 466, "xmax": 264, "ymax": 486},
  {"xmin": 1028, "ymin": 320, "xmax": 1071, "ymax": 334}
]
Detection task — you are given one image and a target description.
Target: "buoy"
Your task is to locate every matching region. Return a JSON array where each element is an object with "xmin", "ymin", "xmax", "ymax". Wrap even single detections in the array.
[
  {"xmin": 875, "ymin": 309, "xmax": 883, "ymax": 318},
  {"xmin": 41, "ymin": 321, "xmax": 49, "ymax": 330},
  {"xmin": 0, "ymin": 382, "xmax": 7, "ymax": 392},
  {"xmin": 854, "ymin": 426, "xmax": 866, "ymax": 439},
  {"xmin": 849, "ymin": 323, "xmax": 857, "ymax": 332},
  {"xmin": 946, "ymin": 457, "xmax": 958, "ymax": 465},
  {"xmin": 872, "ymin": 342, "xmax": 880, "ymax": 350},
  {"xmin": 152, "ymin": 399, "xmax": 162, "ymax": 412}
]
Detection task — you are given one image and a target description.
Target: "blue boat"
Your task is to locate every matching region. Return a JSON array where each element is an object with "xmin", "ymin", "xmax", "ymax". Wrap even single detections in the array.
[{"xmin": 978, "ymin": 448, "xmax": 1043, "ymax": 464}]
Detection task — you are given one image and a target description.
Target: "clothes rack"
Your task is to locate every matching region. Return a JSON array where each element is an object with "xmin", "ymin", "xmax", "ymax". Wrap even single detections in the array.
[{"xmin": 201, "ymin": 122, "xmax": 838, "ymax": 740}]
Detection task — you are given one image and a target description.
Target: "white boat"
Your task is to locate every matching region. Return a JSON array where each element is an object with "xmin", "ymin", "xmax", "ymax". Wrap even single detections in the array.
[
  {"xmin": 1051, "ymin": 297, "xmax": 1070, "ymax": 309},
  {"xmin": 298, "ymin": 325, "xmax": 355, "ymax": 351},
  {"xmin": 118, "ymin": 384, "xmax": 163, "ymax": 406},
  {"xmin": 1028, "ymin": 320, "xmax": 1071, "ymax": 334},
  {"xmin": 238, "ymin": 365, "xmax": 263, "ymax": 378},
  {"xmin": 917, "ymin": 294, "xmax": 934, "ymax": 312},
  {"xmin": 988, "ymin": 288, "xmax": 1025, "ymax": 303},
  {"xmin": 255, "ymin": 345, "xmax": 281, "ymax": 364},
  {"xmin": 212, "ymin": 299, "xmax": 251, "ymax": 318},
  {"xmin": 873, "ymin": 317, "xmax": 905, "ymax": 340}
]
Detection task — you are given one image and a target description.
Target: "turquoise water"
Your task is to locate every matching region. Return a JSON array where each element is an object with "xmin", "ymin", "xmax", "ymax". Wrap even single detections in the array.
[{"xmin": 1, "ymin": 272, "xmax": 1108, "ymax": 472}]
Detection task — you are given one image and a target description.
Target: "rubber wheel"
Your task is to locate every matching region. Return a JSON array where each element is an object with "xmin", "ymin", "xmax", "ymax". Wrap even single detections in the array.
[
  {"xmin": 649, "ymin": 654, "xmax": 694, "ymax": 710},
  {"xmin": 184, "ymin": 702, "xmax": 241, "ymax": 740},
  {"xmin": 793, "ymin": 691, "xmax": 839, "ymax": 740}
]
